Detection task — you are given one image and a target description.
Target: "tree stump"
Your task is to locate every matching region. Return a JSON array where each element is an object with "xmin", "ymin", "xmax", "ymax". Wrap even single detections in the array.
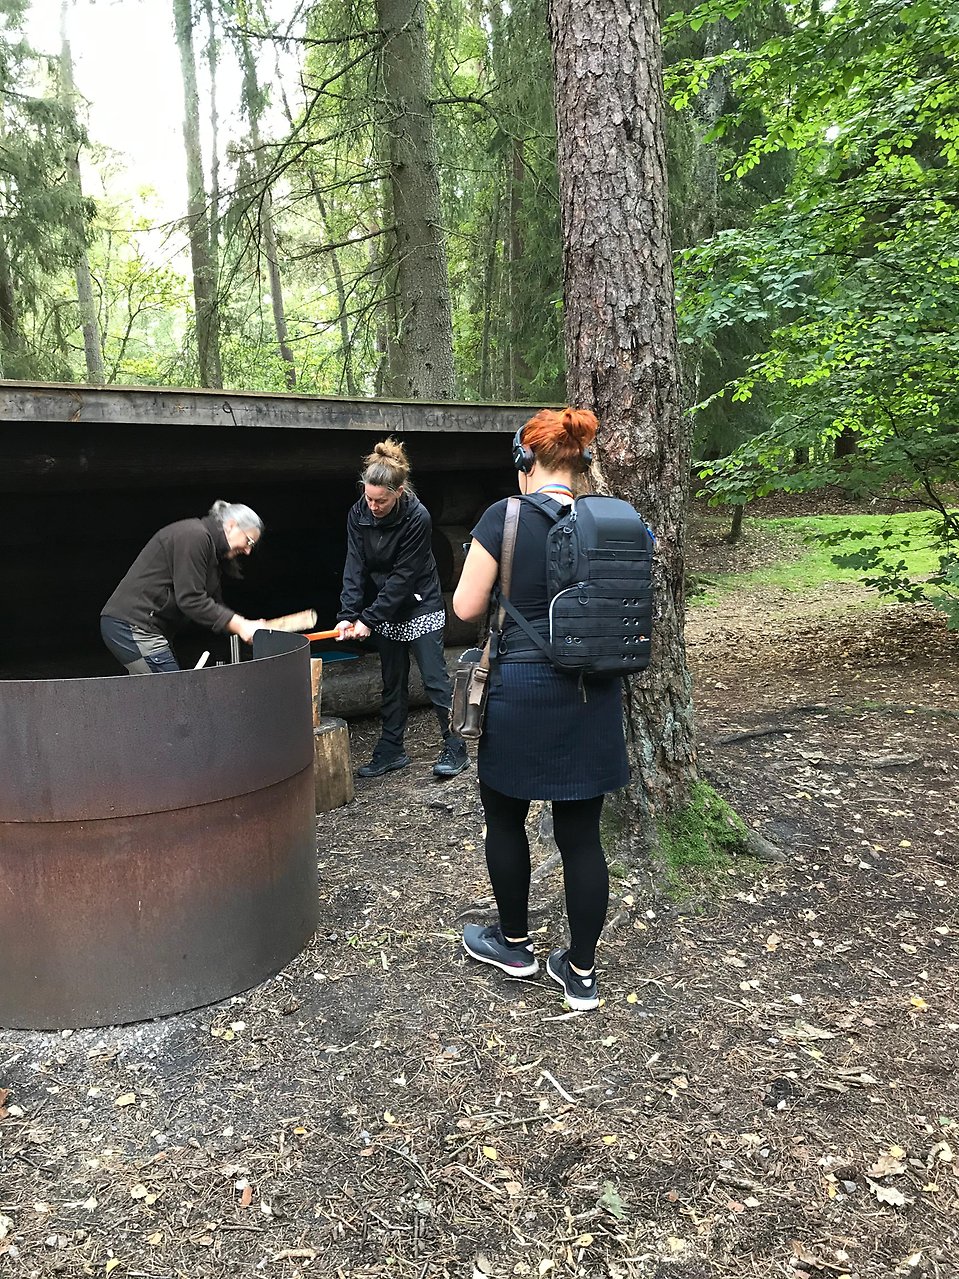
[
  {"xmin": 311, "ymin": 657, "xmax": 323, "ymax": 727},
  {"xmin": 313, "ymin": 716, "xmax": 353, "ymax": 812}
]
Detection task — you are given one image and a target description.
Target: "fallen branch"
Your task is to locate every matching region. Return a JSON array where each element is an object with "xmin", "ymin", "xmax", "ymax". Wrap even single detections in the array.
[
  {"xmin": 538, "ymin": 1069, "xmax": 579, "ymax": 1105},
  {"xmin": 742, "ymin": 829, "xmax": 788, "ymax": 863},
  {"xmin": 456, "ymin": 902, "xmax": 550, "ymax": 922},
  {"xmin": 445, "ymin": 1163, "xmax": 502, "ymax": 1195},
  {"xmin": 713, "ymin": 725, "xmax": 790, "ymax": 745}
]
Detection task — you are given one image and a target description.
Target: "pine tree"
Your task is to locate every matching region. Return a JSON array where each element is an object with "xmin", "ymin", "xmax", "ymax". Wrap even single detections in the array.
[
  {"xmin": 548, "ymin": 0, "xmax": 696, "ymax": 839},
  {"xmin": 231, "ymin": 0, "xmax": 296, "ymax": 387},
  {"xmin": 173, "ymin": 0, "xmax": 223, "ymax": 387},
  {"xmin": 375, "ymin": 0, "xmax": 455, "ymax": 398},
  {"xmin": 59, "ymin": 0, "xmax": 104, "ymax": 384}
]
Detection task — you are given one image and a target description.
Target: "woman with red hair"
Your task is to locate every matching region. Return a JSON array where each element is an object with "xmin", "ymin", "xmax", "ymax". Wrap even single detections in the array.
[{"xmin": 453, "ymin": 407, "xmax": 629, "ymax": 1011}]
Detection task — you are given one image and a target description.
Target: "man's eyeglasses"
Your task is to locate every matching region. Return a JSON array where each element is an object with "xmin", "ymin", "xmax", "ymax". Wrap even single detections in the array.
[{"xmin": 244, "ymin": 533, "xmax": 257, "ymax": 549}]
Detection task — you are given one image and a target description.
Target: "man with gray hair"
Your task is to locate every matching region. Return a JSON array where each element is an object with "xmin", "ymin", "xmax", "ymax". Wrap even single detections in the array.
[{"xmin": 100, "ymin": 500, "xmax": 266, "ymax": 674}]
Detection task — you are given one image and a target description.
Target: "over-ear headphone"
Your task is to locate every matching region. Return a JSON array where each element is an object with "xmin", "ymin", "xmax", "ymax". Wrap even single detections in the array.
[
  {"xmin": 511, "ymin": 426, "xmax": 593, "ymax": 473},
  {"xmin": 512, "ymin": 427, "xmax": 535, "ymax": 473}
]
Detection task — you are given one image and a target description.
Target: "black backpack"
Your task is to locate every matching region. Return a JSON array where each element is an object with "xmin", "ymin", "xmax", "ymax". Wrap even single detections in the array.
[{"xmin": 499, "ymin": 493, "xmax": 655, "ymax": 677}]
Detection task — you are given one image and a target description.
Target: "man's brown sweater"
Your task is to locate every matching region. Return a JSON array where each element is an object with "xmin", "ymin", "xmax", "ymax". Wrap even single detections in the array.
[{"xmin": 102, "ymin": 515, "xmax": 234, "ymax": 638}]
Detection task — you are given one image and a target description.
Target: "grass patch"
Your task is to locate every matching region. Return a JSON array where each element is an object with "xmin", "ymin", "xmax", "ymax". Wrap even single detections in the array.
[
  {"xmin": 692, "ymin": 510, "xmax": 944, "ymax": 604},
  {"xmin": 657, "ymin": 781, "xmax": 763, "ymax": 899}
]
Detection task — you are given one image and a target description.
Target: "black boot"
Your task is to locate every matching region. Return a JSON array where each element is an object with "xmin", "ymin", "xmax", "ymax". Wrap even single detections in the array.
[
  {"xmin": 433, "ymin": 735, "xmax": 469, "ymax": 778},
  {"xmin": 357, "ymin": 746, "xmax": 411, "ymax": 778}
]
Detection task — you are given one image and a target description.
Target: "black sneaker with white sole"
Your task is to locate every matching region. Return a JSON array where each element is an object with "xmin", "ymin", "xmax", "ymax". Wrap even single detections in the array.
[
  {"xmin": 462, "ymin": 923, "xmax": 539, "ymax": 977},
  {"xmin": 546, "ymin": 948, "xmax": 600, "ymax": 1011}
]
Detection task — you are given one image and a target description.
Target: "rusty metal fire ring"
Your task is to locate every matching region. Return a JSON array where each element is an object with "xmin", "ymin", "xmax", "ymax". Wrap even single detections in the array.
[{"xmin": 0, "ymin": 630, "xmax": 319, "ymax": 1030}]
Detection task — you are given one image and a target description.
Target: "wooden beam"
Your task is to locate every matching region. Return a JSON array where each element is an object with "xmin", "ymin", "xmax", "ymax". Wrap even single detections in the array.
[{"xmin": 0, "ymin": 380, "xmax": 533, "ymax": 434}]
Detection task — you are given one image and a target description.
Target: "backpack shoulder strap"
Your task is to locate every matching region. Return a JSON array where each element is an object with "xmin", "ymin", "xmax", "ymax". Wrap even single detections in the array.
[
  {"xmin": 487, "ymin": 495, "xmax": 555, "ymax": 663},
  {"xmin": 520, "ymin": 491, "xmax": 566, "ymax": 523},
  {"xmin": 485, "ymin": 497, "xmax": 522, "ymax": 666}
]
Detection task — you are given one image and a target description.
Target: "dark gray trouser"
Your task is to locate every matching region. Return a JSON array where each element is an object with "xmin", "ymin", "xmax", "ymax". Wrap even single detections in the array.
[
  {"xmin": 100, "ymin": 616, "xmax": 181, "ymax": 674},
  {"xmin": 376, "ymin": 628, "xmax": 453, "ymax": 753}
]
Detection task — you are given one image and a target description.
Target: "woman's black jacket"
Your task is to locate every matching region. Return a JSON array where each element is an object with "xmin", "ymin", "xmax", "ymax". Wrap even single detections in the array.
[{"xmin": 337, "ymin": 492, "xmax": 443, "ymax": 629}]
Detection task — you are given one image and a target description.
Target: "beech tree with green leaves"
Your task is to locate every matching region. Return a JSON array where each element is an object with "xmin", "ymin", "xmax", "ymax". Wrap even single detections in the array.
[{"xmin": 673, "ymin": 0, "xmax": 959, "ymax": 618}]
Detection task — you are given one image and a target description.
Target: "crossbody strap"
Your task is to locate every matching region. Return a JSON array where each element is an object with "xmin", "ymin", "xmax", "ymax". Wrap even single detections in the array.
[{"xmin": 498, "ymin": 593, "xmax": 551, "ymax": 656}]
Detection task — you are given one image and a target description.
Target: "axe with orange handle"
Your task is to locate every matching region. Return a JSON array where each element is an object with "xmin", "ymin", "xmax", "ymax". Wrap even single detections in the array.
[
  {"xmin": 261, "ymin": 610, "xmax": 355, "ymax": 641},
  {"xmin": 304, "ymin": 626, "xmax": 352, "ymax": 641}
]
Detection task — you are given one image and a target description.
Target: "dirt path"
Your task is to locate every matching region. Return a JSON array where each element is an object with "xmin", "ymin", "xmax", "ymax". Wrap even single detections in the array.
[{"xmin": 3, "ymin": 587, "xmax": 959, "ymax": 1278}]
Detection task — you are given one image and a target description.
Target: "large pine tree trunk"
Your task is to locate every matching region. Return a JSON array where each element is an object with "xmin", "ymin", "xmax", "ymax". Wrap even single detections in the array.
[
  {"xmin": 236, "ymin": 11, "xmax": 295, "ymax": 388},
  {"xmin": 508, "ymin": 139, "xmax": 532, "ymax": 396},
  {"xmin": 60, "ymin": 1, "xmax": 104, "ymax": 385},
  {"xmin": 375, "ymin": 0, "xmax": 455, "ymax": 400},
  {"xmin": 479, "ymin": 187, "xmax": 501, "ymax": 400},
  {"xmin": 273, "ymin": 72, "xmax": 355, "ymax": 394},
  {"xmin": 0, "ymin": 234, "xmax": 20, "ymax": 377},
  {"xmin": 173, "ymin": 0, "xmax": 222, "ymax": 389},
  {"xmin": 548, "ymin": 0, "xmax": 696, "ymax": 847},
  {"xmin": 202, "ymin": 0, "xmax": 222, "ymax": 359}
]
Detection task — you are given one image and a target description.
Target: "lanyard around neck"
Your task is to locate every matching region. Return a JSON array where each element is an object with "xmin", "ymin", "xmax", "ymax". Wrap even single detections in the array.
[{"xmin": 534, "ymin": 483, "xmax": 574, "ymax": 500}]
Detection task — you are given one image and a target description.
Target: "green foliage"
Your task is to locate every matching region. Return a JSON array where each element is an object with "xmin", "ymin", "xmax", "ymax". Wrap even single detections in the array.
[
  {"xmin": 0, "ymin": 1, "xmax": 99, "ymax": 378},
  {"xmin": 664, "ymin": 0, "xmax": 792, "ymax": 460},
  {"xmin": 656, "ymin": 781, "xmax": 759, "ymax": 898},
  {"xmin": 823, "ymin": 518, "xmax": 959, "ymax": 627},
  {"xmin": 673, "ymin": 0, "xmax": 959, "ymax": 615},
  {"xmin": 691, "ymin": 511, "xmax": 957, "ymax": 625},
  {"xmin": 0, "ymin": 0, "xmax": 568, "ymax": 397}
]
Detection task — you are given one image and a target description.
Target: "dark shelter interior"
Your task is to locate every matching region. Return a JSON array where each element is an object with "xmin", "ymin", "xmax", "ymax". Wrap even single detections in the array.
[{"xmin": 0, "ymin": 386, "xmax": 529, "ymax": 679}]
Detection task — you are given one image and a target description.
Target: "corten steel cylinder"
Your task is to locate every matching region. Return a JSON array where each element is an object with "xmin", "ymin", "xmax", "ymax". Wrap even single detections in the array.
[{"xmin": 0, "ymin": 630, "xmax": 318, "ymax": 1030}]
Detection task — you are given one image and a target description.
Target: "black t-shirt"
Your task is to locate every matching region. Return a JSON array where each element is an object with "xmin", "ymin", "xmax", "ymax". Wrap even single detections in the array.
[{"xmin": 471, "ymin": 496, "xmax": 565, "ymax": 648}]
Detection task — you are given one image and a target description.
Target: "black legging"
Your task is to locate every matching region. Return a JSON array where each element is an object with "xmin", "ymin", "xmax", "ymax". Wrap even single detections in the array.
[{"xmin": 479, "ymin": 781, "xmax": 610, "ymax": 970}]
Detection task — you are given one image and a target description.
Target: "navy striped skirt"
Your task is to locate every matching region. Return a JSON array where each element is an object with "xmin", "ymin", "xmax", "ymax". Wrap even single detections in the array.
[{"xmin": 477, "ymin": 660, "xmax": 630, "ymax": 801}]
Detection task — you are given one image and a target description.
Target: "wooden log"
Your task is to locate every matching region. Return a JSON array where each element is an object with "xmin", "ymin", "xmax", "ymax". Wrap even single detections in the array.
[
  {"xmin": 0, "ymin": 383, "xmax": 531, "ymax": 434},
  {"xmin": 431, "ymin": 524, "xmax": 470, "ymax": 590},
  {"xmin": 320, "ymin": 647, "xmax": 463, "ymax": 720},
  {"xmin": 313, "ymin": 716, "xmax": 354, "ymax": 812},
  {"xmin": 266, "ymin": 609, "xmax": 318, "ymax": 632},
  {"xmin": 419, "ymin": 476, "xmax": 506, "ymax": 524},
  {"xmin": 310, "ymin": 658, "xmax": 323, "ymax": 728}
]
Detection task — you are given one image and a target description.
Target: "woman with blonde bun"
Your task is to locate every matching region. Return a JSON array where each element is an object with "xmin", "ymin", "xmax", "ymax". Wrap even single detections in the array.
[
  {"xmin": 336, "ymin": 438, "xmax": 469, "ymax": 779},
  {"xmin": 453, "ymin": 408, "xmax": 628, "ymax": 1011}
]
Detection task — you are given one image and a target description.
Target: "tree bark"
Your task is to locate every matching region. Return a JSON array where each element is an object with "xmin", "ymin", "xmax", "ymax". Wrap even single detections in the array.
[
  {"xmin": 235, "ymin": 8, "xmax": 295, "ymax": 388},
  {"xmin": 479, "ymin": 186, "xmax": 501, "ymax": 400},
  {"xmin": 173, "ymin": 0, "xmax": 222, "ymax": 388},
  {"xmin": 202, "ymin": 0, "xmax": 222, "ymax": 359},
  {"xmin": 60, "ymin": 0, "xmax": 104, "ymax": 385},
  {"xmin": 547, "ymin": 0, "xmax": 696, "ymax": 848},
  {"xmin": 0, "ymin": 234, "xmax": 20, "ymax": 378},
  {"xmin": 273, "ymin": 70, "xmax": 355, "ymax": 394},
  {"xmin": 375, "ymin": 0, "xmax": 455, "ymax": 399},
  {"xmin": 728, "ymin": 502, "xmax": 745, "ymax": 543},
  {"xmin": 508, "ymin": 138, "xmax": 532, "ymax": 396}
]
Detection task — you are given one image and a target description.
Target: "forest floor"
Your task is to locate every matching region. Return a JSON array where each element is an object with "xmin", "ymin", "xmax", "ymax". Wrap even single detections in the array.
[{"xmin": 3, "ymin": 504, "xmax": 959, "ymax": 1279}]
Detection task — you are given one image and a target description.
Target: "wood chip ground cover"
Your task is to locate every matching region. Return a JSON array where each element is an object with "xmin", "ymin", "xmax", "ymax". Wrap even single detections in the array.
[{"xmin": 3, "ymin": 529, "xmax": 959, "ymax": 1278}]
